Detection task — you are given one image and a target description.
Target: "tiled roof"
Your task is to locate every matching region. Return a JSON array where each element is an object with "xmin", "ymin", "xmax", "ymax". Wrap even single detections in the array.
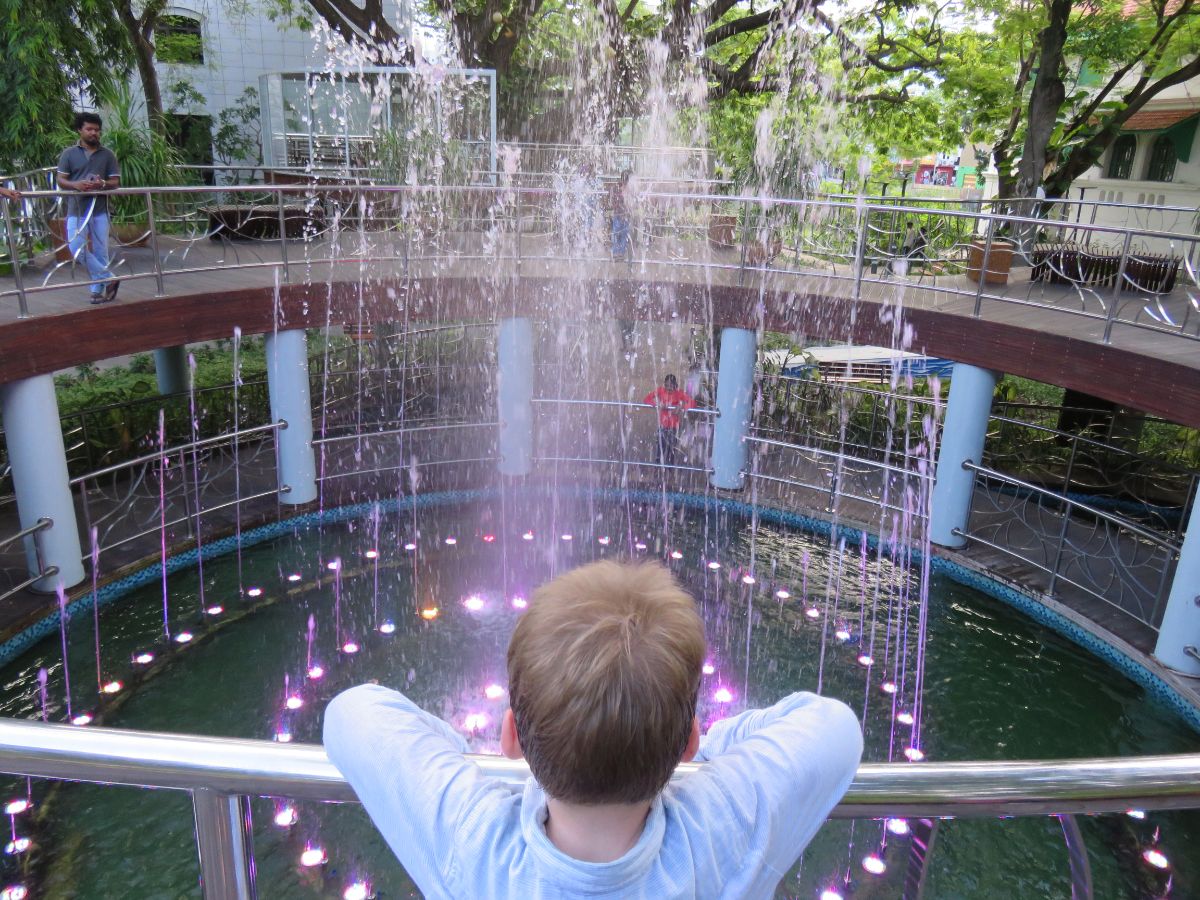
[{"xmin": 1122, "ymin": 107, "xmax": 1200, "ymax": 131}]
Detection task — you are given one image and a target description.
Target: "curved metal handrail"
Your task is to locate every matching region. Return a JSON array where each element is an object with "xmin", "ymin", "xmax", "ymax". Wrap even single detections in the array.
[{"xmin": 1, "ymin": 718, "xmax": 1198, "ymax": 819}]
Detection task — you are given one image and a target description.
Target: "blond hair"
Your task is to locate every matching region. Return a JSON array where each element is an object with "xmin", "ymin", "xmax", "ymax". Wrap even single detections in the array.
[{"xmin": 507, "ymin": 560, "xmax": 706, "ymax": 804}]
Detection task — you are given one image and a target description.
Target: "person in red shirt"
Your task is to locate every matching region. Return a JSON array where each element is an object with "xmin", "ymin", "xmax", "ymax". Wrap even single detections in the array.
[{"xmin": 643, "ymin": 374, "xmax": 694, "ymax": 466}]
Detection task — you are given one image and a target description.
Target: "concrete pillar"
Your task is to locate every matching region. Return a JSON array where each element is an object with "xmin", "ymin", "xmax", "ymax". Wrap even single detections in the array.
[
  {"xmin": 153, "ymin": 346, "xmax": 188, "ymax": 395},
  {"xmin": 1154, "ymin": 498, "xmax": 1200, "ymax": 676},
  {"xmin": 930, "ymin": 363, "xmax": 1000, "ymax": 548},
  {"xmin": 497, "ymin": 318, "xmax": 533, "ymax": 477},
  {"xmin": 711, "ymin": 327, "xmax": 757, "ymax": 490},
  {"xmin": 0, "ymin": 375, "xmax": 85, "ymax": 591},
  {"xmin": 265, "ymin": 329, "xmax": 316, "ymax": 505}
]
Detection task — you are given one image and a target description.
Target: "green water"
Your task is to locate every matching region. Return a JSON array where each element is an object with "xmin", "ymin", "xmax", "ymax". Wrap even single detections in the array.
[{"xmin": 0, "ymin": 496, "xmax": 1194, "ymax": 898}]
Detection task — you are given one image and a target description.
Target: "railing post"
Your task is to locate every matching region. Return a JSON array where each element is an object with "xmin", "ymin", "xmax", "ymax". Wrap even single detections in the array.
[
  {"xmin": 1102, "ymin": 230, "xmax": 1134, "ymax": 344},
  {"xmin": 851, "ymin": 201, "xmax": 868, "ymax": 299},
  {"xmin": 2, "ymin": 198, "xmax": 29, "ymax": 319},
  {"xmin": 276, "ymin": 190, "xmax": 290, "ymax": 284},
  {"xmin": 972, "ymin": 222, "xmax": 996, "ymax": 318},
  {"xmin": 192, "ymin": 789, "xmax": 256, "ymax": 900},
  {"xmin": 145, "ymin": 189, "xmax": 166, "ymax": 297}
]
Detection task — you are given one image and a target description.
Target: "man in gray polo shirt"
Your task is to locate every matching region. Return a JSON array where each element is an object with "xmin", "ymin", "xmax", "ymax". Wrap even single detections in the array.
[{"xmin": 57, "ymin": 112, "xmax": 121, "ymax": 304}]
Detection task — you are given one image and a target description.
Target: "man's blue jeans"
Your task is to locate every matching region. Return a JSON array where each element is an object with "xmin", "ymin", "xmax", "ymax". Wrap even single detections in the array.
[{"xmin": 66, "ymin": 211, "xmax": 114, "ymax": 296}]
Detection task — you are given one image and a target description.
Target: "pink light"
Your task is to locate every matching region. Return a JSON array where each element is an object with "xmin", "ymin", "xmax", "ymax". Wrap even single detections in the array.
[
  {"xmin": 404, "ymin": 542, "xmax": 417, "ymax": 551},
  {"xmin": 247, "ymin": 587, "xmax": 263, "ymax": 598},
  {"xmin": 483, "ymin": 534, "xmax": 496, "ymax": 543},
  {"xmin": 420, "ymin": 607, "xmax": 439, "ymax": 620},
  {"xmin": 342, "ymin": 641, "xmax": 360, "ymax": 654},
  {"xmin": 598, "ymin": 536, "xmax": 611, "ymax": 545},
  {"xmin": 445, "ymin": 537, "xmax": 457, "ymax": 546},
  {"xmin": 881, "ymin": 681, "xmax": 898, "ymax": 694},
  {"xmin": 805, "ymin": 607, "xmax": 820, "ymax": 619},
  {"xmin": 484, "ymin": 684, "xmax": 506, "ymax": 700},
  {"xmin": 364, "ymin": 549, "xmax": 379, "ymax": 559},
  {"xmin": 1126, "ymin": 809, "xmax": 1147, "ymax": 820},
  {"xmin": 273, "ymin": 806, "xmax": 297, "ymax": 827},
  {"xmin": 835, "ymin": 629, "xmax": 851, "ymax": 642},
  {"xmin": 1143, "ymin": 848, "xmax": 1170, "ymax": 869},
  {"xmin": 511, "ymin": 596, "xmax": 527, "ymax": 610},
  {"xmin": 379, "ymin": 620, "xmax": 396, "ymax": 635},
  {"xmin": 635, "ymin": 541, "xmax": 647, "ymax": 550},
  {"xmin": 1, "ymin": 886, "xmax": 28, "ymax": 900},
  {"xmin": 3, "ymin": 838, "xmax": 30, "ymax": 855},
  {"xmin": 707, "ymin": 561, "xmax": 721, "ymax": 570},
  {"xmin": 820, "ymin": 891, "xmax": 844, "ymax": 900},
  {"xmin": 175, "ymin": 631, "xmax": 194, "ymax": 644},
  {"xmin": 307, "ymin": 665, "xmax": 325, "ymax": 680},
  {"xmin": 742, "ymin": 575, "xmax": 756, "ymax": 585},
  {"xmin": 464, "ymin": 595, "xmax": 485, "ymax": 612},
  {"xmin": 4, "ymin": 800, "xmax": 28, "ymax": 816},
  {"xmin": 670, "ymin": 550, "xmax": 683, "ymax": 559},
  {"xmin": 713, "ymin": 687, "xmax": 734, "ymax": 704},
  {"xmin": 862, "ymin": 854, "xmax": 887, "ymax": 875},
  {"xmin": 343, "ymin": 882, "xmax": 372, "ymax": 900},
  {"xmin": 101, "ymin": 680, "xmax": 122, "ymax": 695},
  {"xmin": 206, "ymin": 605, "xmax": 224, "ymax": 616},
  {"xmin": 300, "ymin": 846, "xmax": 327, "ymax": 867},
  {"xmin": 464, "ymin": 713, "xmax": 489, "ymax": 731},
  {"xmin": 326, "ymin": 560, "xmax": 341, "ymax": 571},
  {"xmin": 134, "ymin": 651, "xmax": 154, "ymax": 665},
  {"xmin": 287, "ymin": 573, "xmax": 302, "ymax": 582},
  {"xmin": 561, "ymin": 533, "xmax": 573, "ymax": 541},
  {"xmin": 775, "ymin": 589, "xmax": 790, "ymax": 599},
  {"xmin": 702, "ymin": 663, "xmax": 716, "ymax": 675},
  {"xmin": 522, "ymin": 531, "xmax": 534, "ymax": 541},
  {"xmin": 904, "ymin": 747, "xmax": 925, "ymax": 762},
  {"xmin": 886, "ymin": 818, "xmax": 910, "ymax": 836},
  {"xmin": 857, "ymin": 654, "xmax": 874, "ymax": 667},
  {"xmin": 896, "ymin": 711, "xmax": 915, "ymax": 726},
  {"xmin": 71, "ymin": 713, "xmax": 93, "ymax": 726},
  {"xmin": 274, "ymin": 730, "xmax": 292, "ymax": 743},
  {"xmin": 285, "ymin": 695, "xmax": 304, "ymax": 710}
]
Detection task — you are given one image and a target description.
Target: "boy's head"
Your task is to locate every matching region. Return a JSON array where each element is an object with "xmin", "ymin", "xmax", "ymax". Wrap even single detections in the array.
[
  {"xmin": 504, "ymin": 560, "xmax": 705, "ymax": 805},
  {"xmin": 663, "ymin": 373, "xmax": 678, "ymax": 391}
]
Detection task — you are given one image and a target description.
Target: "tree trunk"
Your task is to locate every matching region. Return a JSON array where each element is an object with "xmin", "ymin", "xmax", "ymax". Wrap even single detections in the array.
[
  {"xmin": 1016, "ymin": 0, "xmax": 1072, "ymax": 199},
  {"xmin": 115, "ymin": 1, "xmax": 166, "ymax": 135}
]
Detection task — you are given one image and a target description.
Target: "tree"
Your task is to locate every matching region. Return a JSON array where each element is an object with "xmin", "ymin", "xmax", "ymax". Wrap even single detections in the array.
[
  {"xmin": 0, "ymin": 0, "xmax": 130, "ymax": 172},
  {"xmin": 113, "ymin": 0, "xmax": 171, "ymax": 132}
]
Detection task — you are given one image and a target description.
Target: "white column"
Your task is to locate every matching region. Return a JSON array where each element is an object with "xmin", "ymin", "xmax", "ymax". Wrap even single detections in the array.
[
  {"xmin": 711, "ymin": 327, "xmax": 757, "ymax": 490},
  {"xmin": 1154, "ymin": 498, "xmax": 1200, "ymax": 676},
  {"xmin": 930, "ymin": 363, "xmax": 1000, "ymax": 548},
  {"xmin": 265, "ymin": 329, "xmax": 317, "ymax": 505},
  {"xmin": 497, "ymin": 318, "xmax": 534, "ymax": 476}
]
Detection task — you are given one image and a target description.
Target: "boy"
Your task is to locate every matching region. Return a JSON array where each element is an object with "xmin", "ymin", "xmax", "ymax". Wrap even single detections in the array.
[
  {"xmin": 643, "ymin": 373, "xmax": 694, "ymax": 466},
  {"xmin": 324, "ymin": 560, "xmax": 862, "ymax": 899}
]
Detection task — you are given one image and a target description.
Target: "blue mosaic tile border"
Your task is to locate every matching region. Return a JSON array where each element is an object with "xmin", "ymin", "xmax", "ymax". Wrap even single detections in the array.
[{"xmin": 4, "ymin": 483, "xmax": 1195, "ymax": 733}]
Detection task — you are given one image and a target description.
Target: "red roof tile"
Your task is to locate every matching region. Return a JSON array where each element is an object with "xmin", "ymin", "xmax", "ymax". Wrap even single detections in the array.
[{"xmin": 1123, "ymin": 107, "xmax": 1199, "ymax": 131}]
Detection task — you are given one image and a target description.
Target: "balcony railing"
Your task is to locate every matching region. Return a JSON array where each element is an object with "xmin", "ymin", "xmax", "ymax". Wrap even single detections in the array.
[{"xmin": 0, "ymin": 717, "xmax": 1197, "ymax": 899}]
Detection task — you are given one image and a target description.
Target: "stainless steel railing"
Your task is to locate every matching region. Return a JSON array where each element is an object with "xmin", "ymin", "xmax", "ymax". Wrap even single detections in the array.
[{"xmin": 0, "ymin": 718, "xmax": 1198, "ymax": 899}]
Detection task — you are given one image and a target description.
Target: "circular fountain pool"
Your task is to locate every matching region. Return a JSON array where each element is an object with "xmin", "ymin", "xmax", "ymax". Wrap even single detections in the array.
[{"xmin": 1, "ymin": 491, "xmax": 1195, "ymax": 898}]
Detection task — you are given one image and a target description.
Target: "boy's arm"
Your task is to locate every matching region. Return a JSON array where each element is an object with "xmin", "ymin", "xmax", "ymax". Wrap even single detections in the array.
[
  {"xmin": 688, "ymin": 692, "xmax": 863, "ymax": 883},
  {"xmin": 323, "ymin": 684, "xmax": 507, "ymax": 890}
]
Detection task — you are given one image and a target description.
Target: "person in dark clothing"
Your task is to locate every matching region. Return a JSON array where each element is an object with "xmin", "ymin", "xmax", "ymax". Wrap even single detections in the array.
[{"xmin": 57, "ymin": 112, "xmax": 121, "ymax": 304}]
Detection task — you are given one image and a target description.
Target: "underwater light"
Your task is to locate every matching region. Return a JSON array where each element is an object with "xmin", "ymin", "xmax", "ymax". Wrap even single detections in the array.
[
  {"xmin": 343, "ymin": 881, "xmax": 372, "ymax": 900},
  {"xmin": 805, "ymin": 607, "xmax": 820, "ymax": 619},
  {"xmin": 702, "ymin": 663, "xmax": 716, "ymax": 675},
  {"xmin": 287, "ymin": 573, "xmax": 302, "ymax": 582},
  {"xmin": 881, "ymin": 681, "xmax": 897, "ymax": 694},
  {"xmin": 742, "ymin": 575, "xmax": 756, "ymax": 585},
  {"xmin": 1142, "ymin": 848, "xmax": 1169, "ymax": 869},
  {"xmin": 482, "ymin": 534, "xmax": 496, "ymax": 543},
  {"xmin": 857, "ymin": 655, "xmax": 874, "ymax": 667},
  {"xmin": 285, "ymin": 695, "xmax": 304, "ymax": 710},
  {"xmin": 707, "ymin": 561, "xmax": 721, "ymax": 570},
  {"xmin": 421, "ymin": 607, "xmax": 439, "ymax": 620},
  {"xmin": 134, "ymin": 651, "xmax": 154, "ymax": 665},
  {"xmin": 101, "ymin": 680, "xmax": 122, "ymax": 695},
  {"xmin": 598, "ymin": 536, "xmax": 611, "ymax": 545},
  {"xmin": 274, "ymin": 730, "xmax": 292, "ymax": 744},
  {"xmin": 404, "ymin": 542, "xmax": 417, "ymax": 551},
  {"xmin": 246, "ymin": 587, "xmax": 263, "ymax": 598},
  {"xmin": 464, "ymin": 713, "xmax": 489, "ymax": 731},
  {"xmin": 819, "ymin": 890, "xmax": 844, "ymax": 900},
  {"xmin": 522, "ymin": 531, "xmax": 534, "ymax": 541},
  {"xmin": 307, "ymin": 665, "xmax": 325, "ymax": 680},
  {"xmin": 364, "ymin": 549, "xmax": 379, "ymax": 559},
  {"xmin": 896, "ymin": 712, "xmax": 915, "ymax": 725},
  {"xmin": 670, "ymin": 550, "xmax": 683, "ymax": 559},
  {"xmin": 71, "ymin": 713, "xmax": 93, "ymax": 726},
  {"xmin": 326, "ymin": 560, "xmax": 341, "ymax": 571},
  {"xmin": 206, "ymin": 605, "xmax": 224, "ymax": 616},
  {"xmin": 464, "ymin": 595, "xmax": 485, "ymax": 611},
  {"xmin": 511, "ymin": 596, "xmax": 527, "ymax": 610},
  {"xmin": 835, "ymin": 629, "xmax": 851, "ymax": 642},
  {"xmin": 886, "ymin": 818, "xmax": 910, "ymax": 836},
  {"xmin": 379, "ymin": 620, "xmax": 396, "ymax": 635},
  {"xmin": 775, "ymin": 589, "xmax": 790, "ymax": 599},
  {"xmin": 713, "ymin": 688, "xmax": 733, "ymax": 704},
  {"xmin": 445, "ymin": 537, "xmax": 457, "ymax": 545},
  {"xmin": 484, "ymin": 684, "xmax": 506, "ymax": 700},
  {"xmin": 862, "ymin": 854, "xmax": 887, "ymax": 875},
  {"xmin": 273, "ymin": 806, "xmax": 297, "ymax": 828},
  {"xmin": 3, "ymin": 838, "xmax": 29, "ymax": 855},
  {"xmin": 300, "ymin": 847, "xmax": 327, "ymax": 867},
  {"xmin": 1126, "ymin": 809, "xmax": 1146, "ymax": 819},
  {"xmin": 175, "ymin": 631, "xmax": 194, "ymax": 644},
  {"xmin": 635, "ymin": 541, "xmax": 647, "ymax": 550},
  {"xmin": 1, "ymin": 885, "xmax": 28, "ymax": 900},
  {"xmin": 904, "ymin": 747, "xmax": 925, "ymax": 762},
  {"xmin": 341, "ymin": 641, "xmax": 360, "ymax": 654},
  {"xmin": 561, "ymin": 533, "xmax": 573, "ymax": 541},
  {"xmin": 4, "ymin": 800, "xmax": 28, "ymax": 816}
]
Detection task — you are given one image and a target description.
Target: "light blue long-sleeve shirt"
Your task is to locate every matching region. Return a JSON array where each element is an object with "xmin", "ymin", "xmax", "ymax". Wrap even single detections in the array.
[{"xmin": 323, "ymin": 684, "xmax": 863, "ymax": 899}]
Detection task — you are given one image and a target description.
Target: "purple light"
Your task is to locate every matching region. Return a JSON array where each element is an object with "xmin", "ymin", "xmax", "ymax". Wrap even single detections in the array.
[
  {"xmin": 247, "ymin": 587, "xmax": 263, "ymax": 598},
  {"xmin": 896, "ymin": 711, "xmax": 915, "ymax": 726},
  {"xmin": 341, "ymin": 641, "xmax": 360, "ymax": 654},
  {"xmin": 420, "ymin": 607, "xmax": 439, "ymax": 620},
  {"xmin": 445, "ymin": 537, "xmax": 457, "ymax": 546},
  {"xmin": 364, "ymin": 549, "xmax": 379, "ymax": 559},
  {"xmin": 862, "ymin": 854, "xmax": 887, "ymax": 875},
  {"xmin": 511, "ymin": 596, "xmax": 527, "ymax": 610},
  {"xmin": 670, "ymin": 550, "xmax": 683, "ymax": 559},
  {"xmin": 273, "ymin": 806, "xmax": 298, "ymax": 827},
  {"xmin": 300, "ymin": 846, "xmax": 327, "ymax": 867},
  {"xmin": 482, "ymin": 533, "xmax": 496, "ymax": 543},
  {"xmin": 835, "ymin": 628, "xmax": 851, "ymax": 642},
  {"xmin": 886, "ymin": 818, "xmax": 910, "ymax": 836},
  {"xmin": 326, "ymin": 560, "xmax": 341, "ymax": 571},
  {"xmin": 1142, "ymin": 848, "xmax": 1170, "ymax": 869},
  {"xmin": 707, "ymin": 561, "xmax": 721, "ymax": 570},
  {"xmin": 285, "ymin": 695, "xmax": 304, "ymax": 711},
  {"xmin": 484, "ymin": 684, "xmax": 506, "ymax": 700},
  {"xmin": 3, "ymin": 838, "xmax": 30, "ymax": 855},
  {"xmin": 881, "ymin": 681, "xmax": 897, "ymax": 695},
  {"xmin": 1, "ymin": 886, "xmax": 28, "ymax": 900},
  {"xmin": 134, "ymin": 651, "xmax": 154, "ymax": 665},
  {"xmin": 819, "ymin": 890, "xmax": 844, "ymax": 900},
  {"xmin": 464, "ymin": 595, "xmax": 485, "ymax": 612},
  {"xmin": 101, "ymin": 680, "xmax": 122, "ymax": 695},
  {"xmin": 274, "ymin": 730, "xmax": 293, "ymax": 743},
  {"xmin": 206, "ymin": 605, "xmax": 224, "ymax": 616},
  {"xmin": 379, "ymin": 620, "xmax": 396, "ymax": 635},
  {"xmin": 175, "ymin": 631, "xmax": 194, "ymax": 644},
  {"xmin": 775, "ymin": 589, "xmax": 790, "ymax": 599},
  {"xmin": 561, "ymin": 533, "xmax": 573, "ymax": 541},
  {"xmin": 1126, "ymin": 809, "xmax": 1147, "ymax": 820},
  {"xmin": 464, "ymin": 712, "xmax": 489, "ymax": 731},
  {"xmin": 598, "ymin": 536, "xmax": 611, "ymax": 545},
  {"xmin": 904, "ymin": 747, "xmax": 925, "ymax": 762},
  {"xmin": 522, "ymin": 531, "xmax": 534, "ymax": 541},
  {"xmin": 742, "ymin": 575, "xmax": 756, "ymax": 585},
  {"xmin": 71, "ymin": 713, "xmax": 93, "ymax": 726},
  {"xmin": 307, "ymin": 665, "xmax": 325, "ymax": 680},
  {"xmin": 805, "ymin": 607, "xmax": 820, "ymax": 619},
  {"xmin": 702, "ymin": 663, "xmax": 716, "ymax": 675},
  {"xmin": 4, "ymin": 800, "xmax": 28, "ymax": 816},
  {"xmin": 635, "ymin": 541, "xmax": 647, "ymax": 550},
  {"xmin": 343, "ymin": 882, "xmax": 372, "ymax": 900},
  {"xmin": 713, "ymin": 687, "xmax": 734, "ymax": 704},
  {"xmin": 287, "ymin": 573, "xmax": 302, "ymax": 582},
  {"xmin": 857, "ymin": 654, "xmax": 874, "ymax": 667},
  {"xmin": 404, "ymin": 542, "xmax": 417, "ymax": 551}
]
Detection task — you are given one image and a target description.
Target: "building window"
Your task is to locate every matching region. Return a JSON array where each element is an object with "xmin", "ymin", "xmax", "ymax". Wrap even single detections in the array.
[
  {"xmin": 1107, "ymin": 134, "xmax": 1137, "ymax": 179},
  {"xmin": 156, "ymin": 14, "xmax": 203, "ymax": 65},
  {"xmin": 1146, "ymin": 133, "xmax": 1177, "ymax": 182}
]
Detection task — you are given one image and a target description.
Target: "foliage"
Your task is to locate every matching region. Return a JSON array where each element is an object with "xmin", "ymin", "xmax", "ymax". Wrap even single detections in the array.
[
  {"xmin": 155, "ymin": 13, "xmax": 204, "ymax": 65},
  {"xmin": 213, "ymin": 87, "xmax": 263, "ymax": 169},
  {"xmin": 0, "ymin": 0, "xmax": 130, "ymax": 172}
]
